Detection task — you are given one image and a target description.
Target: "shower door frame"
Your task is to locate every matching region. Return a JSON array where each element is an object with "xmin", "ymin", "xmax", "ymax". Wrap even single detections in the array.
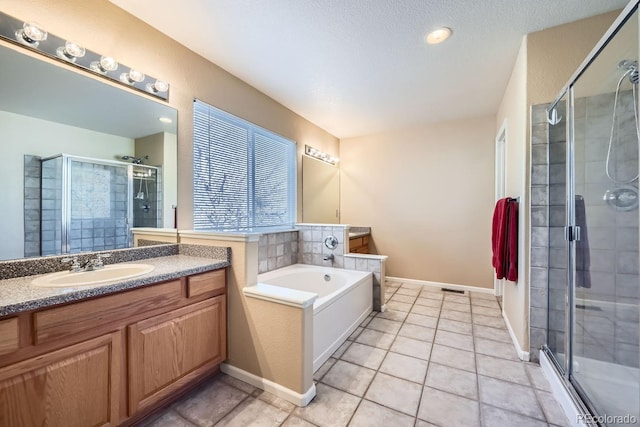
[{"xmin": 542, "ymin": 1, "xmax": 640, "ymax": 423}]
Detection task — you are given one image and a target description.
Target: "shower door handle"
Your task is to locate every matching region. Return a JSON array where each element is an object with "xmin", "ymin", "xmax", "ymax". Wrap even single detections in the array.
[{"xmin": 564, "ymin": 225, "xmax": 581, "ymax": 241}]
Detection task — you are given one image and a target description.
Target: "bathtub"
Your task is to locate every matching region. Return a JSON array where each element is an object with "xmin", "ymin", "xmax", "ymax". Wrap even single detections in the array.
[{"xmin": 258, "ymin": 264, "xmax": 373, "ymax": 372}]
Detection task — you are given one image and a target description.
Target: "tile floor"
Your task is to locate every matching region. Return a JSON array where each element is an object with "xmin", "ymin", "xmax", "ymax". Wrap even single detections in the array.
[{"xmin": 142, "ymin": 281, "xmax": 570, "ymax": 427}]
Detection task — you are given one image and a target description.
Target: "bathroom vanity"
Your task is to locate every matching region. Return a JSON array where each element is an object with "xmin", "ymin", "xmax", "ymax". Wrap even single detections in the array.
[
  {"xmin": 0, "ymin": 252, "xmax": 229, "ymax": 426},
  {"xmin": 348, "ymin": 227, "xmax": 371, "ymax": 254}
]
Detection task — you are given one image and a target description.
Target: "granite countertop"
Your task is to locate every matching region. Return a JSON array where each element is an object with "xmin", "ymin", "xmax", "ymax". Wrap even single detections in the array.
[{"xmin": 0, "ymin": 255, "xmax": 229, "ymax": 317}]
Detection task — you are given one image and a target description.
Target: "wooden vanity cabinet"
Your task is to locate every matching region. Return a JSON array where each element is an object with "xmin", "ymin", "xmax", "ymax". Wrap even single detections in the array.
[
  {"xmin": 349, "ymin": 235, "xmax": 370, "ymax": 253},
  {"xmin": 0, "ymin": 267, "xmax": 227, "ymax": 426}
]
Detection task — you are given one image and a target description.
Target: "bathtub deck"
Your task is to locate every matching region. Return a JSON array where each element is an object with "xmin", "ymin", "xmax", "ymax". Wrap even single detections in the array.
[{"xmin": 140, "ymin": 281, "xmax": 570, "ymax": 427}]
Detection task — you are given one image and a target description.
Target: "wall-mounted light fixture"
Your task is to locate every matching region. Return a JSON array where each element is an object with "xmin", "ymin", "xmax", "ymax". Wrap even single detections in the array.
[
  {"xmin": 305, "ymin": 144, "xmax": 339, "ymax": 165},
  {"xmin": 0, "ymin": 11, "xmax": 170, "ymax": 101}
]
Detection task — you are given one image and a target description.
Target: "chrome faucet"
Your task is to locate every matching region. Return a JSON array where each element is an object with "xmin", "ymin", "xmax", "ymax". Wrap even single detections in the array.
[{"xmin": 323, "ymin": 254, "xmax": 335, "ymax": 262}]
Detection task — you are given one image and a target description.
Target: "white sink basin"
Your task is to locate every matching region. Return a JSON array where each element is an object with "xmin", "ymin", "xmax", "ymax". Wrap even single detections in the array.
[{"xmin": 32, "ymin": 264, "xmax": 155, "ymax": 287}]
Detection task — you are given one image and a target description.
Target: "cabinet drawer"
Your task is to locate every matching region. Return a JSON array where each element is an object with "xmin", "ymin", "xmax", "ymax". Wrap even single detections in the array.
[
  {"xmin": 0, "ymin": 318, "xmax": 19, "ymax": 356},
  {"xmin": 34, "ymin": 280, "xmax": 182, "ymax": 345},
  {"xmin": 349, "ymin": 237, "xmax": 363, "ymax": 250},
  {"xmin": 187, "ymin": 269, "xmax": 226, "ymax": 298}
]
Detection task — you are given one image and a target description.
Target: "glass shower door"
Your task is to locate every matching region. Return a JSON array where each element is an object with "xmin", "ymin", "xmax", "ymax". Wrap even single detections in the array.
[
  {"xmin": 570, "ymin": 10, "xmax": 639, "ymax": 421},
  {"xmin": 547, "ymin": 92, "xmax": 570, "ymax": 372}
]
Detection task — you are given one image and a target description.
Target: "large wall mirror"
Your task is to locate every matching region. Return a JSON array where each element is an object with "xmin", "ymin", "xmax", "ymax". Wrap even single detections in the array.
[
  {"xmin": 0, "ymin": 42, "xmax": 177, "ymax": 261},
  {"xmin": 302, "ymin": 155, "xmax": 340, "ymax": 223}
]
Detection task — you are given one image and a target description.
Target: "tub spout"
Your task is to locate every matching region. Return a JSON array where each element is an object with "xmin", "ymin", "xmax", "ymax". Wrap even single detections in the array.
[{"xmin": 323, "ymin": 254, "xmax": 334, "ymax": 262}]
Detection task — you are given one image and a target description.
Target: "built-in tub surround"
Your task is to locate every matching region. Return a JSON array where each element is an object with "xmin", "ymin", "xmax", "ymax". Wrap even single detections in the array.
[
  {"xmin": 256, "ymin": 264, "xmax": 373, "ymax": 373},
  {"xmin": 297, "ymin": 224, "xmax": 348, "ymax": 268},
  {"xmin": 258, "ymin": 230, "xmax": 299, "ymax": 273}
]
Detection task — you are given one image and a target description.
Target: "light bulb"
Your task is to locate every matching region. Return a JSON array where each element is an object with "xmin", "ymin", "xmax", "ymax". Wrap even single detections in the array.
[
  {"xmin": 425, "ymin": 27, "xmax": 452, "ymax": 45},
  {"xmin": 146, "ymin": 79, "xmax": 169, "ymax": 93},
  {"xmin": 120, "ymin": 69, "xmax": 146, "ymax": 84},
  {"xmin": 90, "ymin": 56, "xmax": 119, "ymax": 74},
  {"xmin": 56, "ymin": 40, "xmax": 85, "ymax": 62},
  {"xmin": 15, "ymin": 22, "xmax": 47, "ymax": 47}
]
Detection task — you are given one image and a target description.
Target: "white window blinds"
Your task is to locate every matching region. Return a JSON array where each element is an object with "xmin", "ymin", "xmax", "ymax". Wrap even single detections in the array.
[{"xmin": 193, "ymin": 99, "xmax": 296, "ymax": 231}]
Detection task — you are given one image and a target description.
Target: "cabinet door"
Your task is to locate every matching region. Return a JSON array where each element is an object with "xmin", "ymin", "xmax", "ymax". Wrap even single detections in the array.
[
  {"xmin": 0, "ymin": 332, "xmax": 121, "ymax": 427},
  {"xmin": 128, "ymin": 296, "xmax": 226, "ymax": 414}
]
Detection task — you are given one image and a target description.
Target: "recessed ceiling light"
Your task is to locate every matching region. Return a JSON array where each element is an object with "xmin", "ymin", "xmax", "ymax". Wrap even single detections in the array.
[
  {"xmin": 159, "ymin": 117, "xmax": 172, "ymax": 123},
  {"xmin": 425, "ymin": 27, "xmax": 452, "ymax": 45}
]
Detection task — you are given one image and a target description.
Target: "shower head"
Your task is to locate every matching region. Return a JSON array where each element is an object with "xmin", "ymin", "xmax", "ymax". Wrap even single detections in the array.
[
  {"xmin": 618, "ymin": 59, "xmax": 639, "ymax": 84},
  {"xmin": 121, "ymin": 155, "xmax": 149, "ymax": 164}
]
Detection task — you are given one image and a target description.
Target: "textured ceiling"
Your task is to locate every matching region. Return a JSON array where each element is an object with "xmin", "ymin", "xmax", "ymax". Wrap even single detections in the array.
[{"xmin": 110, "ymin": 0, "xmax": 629, "ymax": 138}]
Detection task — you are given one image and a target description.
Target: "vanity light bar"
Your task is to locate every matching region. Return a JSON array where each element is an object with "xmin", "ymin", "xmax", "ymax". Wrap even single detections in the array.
[
  {"xmin": 0, "ymin": 11, "xmax": 170, "ymax": 101},
  {"xmin": 305, "ymin": 145, "xmax": 339, "ymax": 165}
]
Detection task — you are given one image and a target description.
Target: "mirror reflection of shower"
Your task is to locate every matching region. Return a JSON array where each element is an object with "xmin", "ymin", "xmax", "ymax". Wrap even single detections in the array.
[{"xmin": 604, "ymin": 59, "xmax": 640, "ymax": 211}]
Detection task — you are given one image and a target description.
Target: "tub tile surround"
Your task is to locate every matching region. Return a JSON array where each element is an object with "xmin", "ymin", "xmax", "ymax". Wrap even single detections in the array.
[
  {"xmin": 141, "ymin": 282, "xmax": 570, "ymax": 427},
  {"xmin": 258, "ymin": 231, "xmax": 299, "ymax": 273}
]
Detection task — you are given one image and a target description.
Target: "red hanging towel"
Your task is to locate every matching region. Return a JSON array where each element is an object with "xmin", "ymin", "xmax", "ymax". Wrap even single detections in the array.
[
  {"xmin": 492, "ymin": 198, "xmax": 509, "ymax": 279},
  {"xmin": 491, "ymin": 198, "xmax": 518, "ymax": 282}
]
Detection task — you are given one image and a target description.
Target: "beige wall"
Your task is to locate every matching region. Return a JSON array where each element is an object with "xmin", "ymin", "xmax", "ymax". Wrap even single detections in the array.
[
  {"xmin": 496, "ymin": 38, "xmax": 529, "ymax": 352},
  {"xmin": 527, "ymin": 11, "xmax": 620, "ymax": 106},
  {"xmin": 340, "ymin": 116, "xmax": 496, "ymax": 288},
  {"xmin": 3, "ymin": 0, "xmax": 339, "ymax": 227}
]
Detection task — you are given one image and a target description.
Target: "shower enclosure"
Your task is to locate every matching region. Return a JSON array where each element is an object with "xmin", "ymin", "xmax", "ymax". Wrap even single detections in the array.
[
  {"xmin": 38, "ymin": 154, "xmax": 161, "ymax": 256},
  {"xmin": 541, "ymin": 3, "xmax": 639, "ymax": 424}
]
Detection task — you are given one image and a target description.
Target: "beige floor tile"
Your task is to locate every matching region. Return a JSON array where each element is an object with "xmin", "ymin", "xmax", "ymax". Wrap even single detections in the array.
[
  {"xmin": 470, "ymin": 291, "xmax": 497, "ymax": 300},
  {"xmin": 280, "ymin": 415, "xmax": 317, "ymax": 427},
  {"xmin": 376, "ymin": 309, "xmax": 408, "ymax": 322},
  {"xmin": 313, "ymin": 357, "xmax": 336, "ymax": 381},
  {"xmin": 414, "ymin": 297, "xmax": 442, "ymax": 308},
  {"xmin": 430, "ymin": 344, "xmax": 476, "ymax": 372},
  {"xmin": 356, "ymin": 328, "xmax": 396, "ymax": 349},
  {"xmin": 173, "ymin": 378, "xmax": 249, "ymax": 427},
  {"xmin": 434, "ymin": 330, "xmax": 475, "ymax": 352},
  {"xmin": 140, "ymin": 410, "xmax": 196, "ymax": 427},
  {"xmin": 425, "ymin": 363, "xmax": 478, "ymax": 400},
  {"xmin": 348, "ymin": 326, "xmax": 364, "ymax": 341},
  {"xmin": 390, "ymin": 336, "xmax": 432, "ymax": 360},
  {"xmin": 391, "ymin": 294, "xmax": 418, "ymax": 304},
  {"xmin": 220, "ymin": 373, "xmax": 259, "ymax": 394},
  {"xmin": 365, "ymin": 373, "xmax": 423, "ymax": 416},
  {"xmin": 442, "ymin": 301, "xmax": 471, "ymax": 313},
  {"xmin": 349, "ymin": 399, "xmax": 415, "ymax": 427},
  {"xmin": 398, "ymin": 323, "xmax": 435, "ymax": 342},
  {"xmin": 420, "ymin": 290, "xmax": 444, "ymax": 300},
  {"xmin": 332, "ymin": 340, "xmax": 352, "ymax": 358},
  {"xmin": 473, "ymin": 324, "xmax": 512, "ymax": 343},
  {"xmin": 440, "ymin": 309, "xmax": 472, "ymax": 323},
  {"xmin": 341, "ymin": 342, "xmax": 387, "ymax": 369},
  {"xmin": 443, "ymin": 294, "xmax": 469, "ymax": 304},
  {"xmin": 379, "ymin": 351, "xmax": 429, "ymax": 383},
  {"xmin": 418, "ymin": 387, "xmax": 480, "ymax": 427},
  {"xmin": 410, "ymin": 304, "xmax": 441, "ymax": 317},
  {"xmin": 471, "ymin": 297, "xmax": 501, "ymax": 309},
  {"xmin": 472, "ymin": 305, "xmax": 502, "ymax": 317},
  {"xmin": 437, "ymin": 318, "xmax": 473, "ymax": 335},
  {"xmin": 405, "ymin": 313, "xmax": 438, "ymax": 328},
  {"xmin": 401, "ymin": 283, "xmax": 423, "ymax": 290},
  {"xmin": 414, "ymin": 421, "xmax": 439, "ymax": 427},
  {"xmin": 360, "ymin": 316, "xmax": 373, "ymax": 328},
  {"xmin": 478, "ymin": 376, "xmax": 545, "ymax": 420},
  {"xmin": 536, "ymin": 389, "xmax": 572, "ymax": 426},
  {"xmin": 525, "ymin": 363, "xmax": 552, "ymax": 392},
  {"xmin": 386, "ymin": 281, "xmax": 401, "ymax": 288},
  {"xmin": 321, "ymin": 360, "xmax": 376, "ymax": 397},
  {"xmin": 481, "ymin": 404, "xmax": 548, "ymax": 427},
  {"xmin": 367, "ymin": 317, "xmax": 402, "ymax": 334},
  {"xmin": 385, "ymin": 300, "xmax": 412, "ymax": 312},
  {"xmin": 395, "ymin": 287, "xmax": 420, "ymax": 296},
  {"xmin": 293, "ymin": 384, "xmax": 360, "ymax": 427},
  {"xmin": 252, "ymin": 389, "xmax": 296, "ymax": 413},
  {"xmin": 475, "ymin": 337, "xmax": 520, "ymax": 361},
  {"xmin": 215, "ymin": 397, "xmax": 290, "ymax": 427},
  {"xmin": 476, "ymin": 354, "xmax": 530, "ymax": 385},
  {"xmin": 472, "ymin": 313, "xmax": 507, "ymax": 329}
]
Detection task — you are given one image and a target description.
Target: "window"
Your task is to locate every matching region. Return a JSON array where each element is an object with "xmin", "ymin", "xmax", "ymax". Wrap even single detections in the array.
[{"xmin": 193, "ymin": 99, "xmax": 296, "ymax": 231}]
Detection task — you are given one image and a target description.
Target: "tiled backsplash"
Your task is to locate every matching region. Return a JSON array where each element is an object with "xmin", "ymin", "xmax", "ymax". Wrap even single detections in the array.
[
  {"xmin": 297, "ymin": 224, "xmax": 347, "ymax": 268},
  {"xmin": 258, "ymin": 231, "xmax": 299, "ymax": 274}
]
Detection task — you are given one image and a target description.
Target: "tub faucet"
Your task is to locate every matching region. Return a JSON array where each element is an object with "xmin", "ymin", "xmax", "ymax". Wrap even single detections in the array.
[{"xmin": 323, "ymin": 254, "xmax": 334, "ymax": 262}]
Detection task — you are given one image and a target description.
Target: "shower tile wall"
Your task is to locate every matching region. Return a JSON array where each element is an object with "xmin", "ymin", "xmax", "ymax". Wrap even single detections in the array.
[
  {"xmin": 132, "ymin": 172, "xmax": 161, "ymax": 228},
  {"xmin": 530, "ymin": 92, "xmax": 640, "ymax": 368},
  {"xmin": 68, "ymin": 161, "xmax": 130, "ymax": 253},
  {"xmin": 258, "ymin": 230, "xmax": 299, "ymax": 273},
  {"xmin": 297, "ymin": 224, "xmax": 347, "ymax": 268},
  {"xmin": 23, "ymin": 155, "xmax": 44, "ymax": 257}
]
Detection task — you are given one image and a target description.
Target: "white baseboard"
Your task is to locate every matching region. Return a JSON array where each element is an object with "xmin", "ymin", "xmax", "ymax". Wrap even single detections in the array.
[
  {"xmin": 386, "ymin": 276, "xmax": 495, "ymax": 295},
  {"xmin": 501, "ymin": 308, "xmax": 530, "ymax": 361},
  {"xmin": 540, "ymin": 351, "xmax": 585, "ymax": 426},
  {"xmin": 221, "ymin": 363, "xmax": 316, "ymax": 407}
]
